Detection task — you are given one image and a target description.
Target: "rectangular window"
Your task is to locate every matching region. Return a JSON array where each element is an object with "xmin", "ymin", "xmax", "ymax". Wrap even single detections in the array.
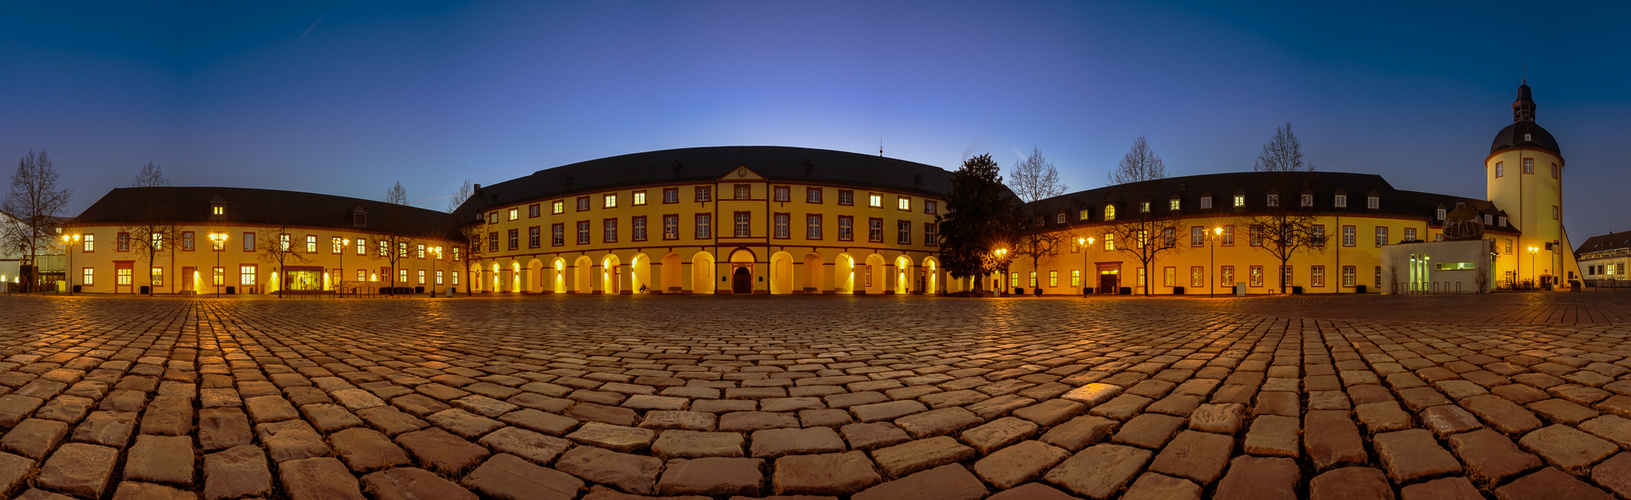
[
  {"xmin": 633, "ymin": 216, "xmax": 647, "ymax": 241},
  {"xmin": 838, "ymin": 216, "xmax": 854, "ymax": 241},
  {"xmin": 417, "ymin": 270, "xmax": 425, "ymax": 284},
  {"xmin": 1552, "ymin": 163, "xmax": 1559, "ymax": 179},
  {"xmin": 897, "ymin": 220, "xmax": 911, "ymax": 244},
  {"xmin": 399, "ymin": 269, "xmax": 407, "ymax": 283},
  {"xmin": 436, "ymin": 270, "xmax": 444, "ymax": 285},
  {"xmin": 663, "ymin": 188, "xmax": 678, "ymax": 204},
  {"xmin": 773, "ymin": 186, "xmax": 789, "ymax": 202},
  {"xmin": 1300, "ymin": 193, "xmax": 1313, "ymax": 207},
  {"xmin": 1341, "ymin": 225, "xmax": 1356, "ymax": 246},
  {"xmin": 78, "ymin": 267, "xmax": 93, "ymax": 286},
  {"xmin": 150, "ymin": 267, "xmax": 163, "ymax": 287},
  {"xmin": 695, "ymin": 214, "xmax": 712, "ymax": 239},
  {"xmin": 1334, "ymin": 194, "xmax": 1347, "ymax": 208},
  {"xmin": 1222, "ymin": 225, "xmax": 1234, "ymax": 246},
  {"xmin": 508, "ymin": 229, "xmax": 519, "ymax": 250},
  {"xmin": 216, "ymin": 267, "xmax": 227, "ymax": 286},
  {"xmin": 1266, "ymin": 194, "xmax": 1279, "ymax": 207},
  {"xmin": 357, "ymin": 269, "xmax": 366, "ymax": 282},
  {"xmin": 897, "ymin": 196, "xmax": 910, "ymax": 211},
  {"xmin": 1029, "ymin": 272, "xmax": 1037, "ymax": 288},
  {"xmin": 299, "ymin": 235, "xmax": 312, "ymax": 253},
  {"xmin": 242, "ymin": 232, "xmax": 255, "ymax": 252},
  {"xmin": 178, "ymin": 231, "xmax": 194, "ymax": 252},
  {"xmin": 868, "ymin": 193, "xmax": 882, "ymax": 208},
  {"xmin": 1523, "ymin": 158, "xmax": 1534, "ymax": 174},
  {"xmin": 488, "ymin": 212, "xmax": 498, "ymax": 224},
  {"xmin": 1504, "ymin": 239, "xmax": 1513, "ymax": 254},
  {"xmin": 356, "ymin": 238, "xmax": 366, "ymax": 255},
  {"xmin": 552, "ymin": 200, "xmax": 564, "ymax": 214},
  {"xmin": 1200, "ymin": 196, "xmax": 1212, "ymax": 209},
  {"xmin": 529, "ymin": 203, "xmax": 541, "ymax": 217},
  {"xmin": 1282, "ymin": 266, "xmax": 1293, "ymax": 289},
  {"xmin": 1233, "ymin": 194, "xmax": 1245, "ymax": 207},
  {"xmin": 577, "ymin": 221, "xmax": 590, "ymax": 244},
  {"xmin": 868, "ymin": 218, "xmax": 883, "ymax": 242},
  {"xmin": 577, "ymin": 196, "xmax": 590, "ymax": 211},
  {"xmin": 528, "ymin": 226, "xmax": 541, "ymax": 248},
  {"xmin": 1367, "ymin": 196, "xmax": 1379, "ymax": 209},
  {"xmin": 923, "ymin": 222, "xmax": 936, "ymax": 246},
  {"xmin": 1191, "ymin": 266, "xmax": 1204, "ymax": 288},
  {"xmin": 1342, "ymin": 266, "xmax": 1356, "ymax": 287},
  {"xmin": 117, "ymin": 232, "xmax": 130, "ymax": 252},
  {"xmin": 1376, "ymin": 266, "xmax": 1382, "ymax": 288},
  {"xmin": 603, "ymin": 194, "xmax": 617, "ymax": 209},
  {"xmin": 279, "ymin": 234, "xmax": 291, "ymax": 251},
  {"xmin": 1138, "ymin": 268, "xmax": 1146, "ymax": 287},
  {"xmin": 1401, "ymin": 228, "xmax": 1415, "ymax": 242},
  {"xmin": 453, "ymin": 271, "xmax": 460, "ymax": 285},
  {"xmin": 838, "ymin": 190, "xmax": 854, "ymax": 206},
  {"xmin": 1221, "ymin": 266, "xmax": 1235, "ymax": 288},
  {"xmin": 695, "ymin": 187, "xmax": 711, "ymax": 202},
  {"xmin": 150, "ymin": 233, "xmax": 164, "ymax": 252},
  {"xmin": 240, "ymin": 265, "xmax": 257, "ymax": 286},
  {"xmin": 774, "ymin": 214, "xmax": 789, "ymax": 239},
  {"xmin": 1140, "ymin": 201, "xmax": 1150, "ymax": 213},
  {"xmin": 508, "ymin": 208, "xmax": 519, "ymax": 221},
  {"xmin": 663, "ymin": 215, "xmax": 679, "ymax": 240},
  {"xmin": 416, "ymin": 244, "xmax": 426, "ymax": 258},
  {"xmin": 1103, "ymin": 233, "xmax": 1114, "ymax": 251},
  {"xmin": 1162, "ymin": 227, "xmax": 1175, "ymax": 248},
  {"xmin": 734, "ymin": 212, "xmax": 751, "ymax": 237},
  {"xmin": 552, "ymin": 223, "xmax": 565, "ymax": 246},
  {"xmin": 604, "ymin": 219, "xmax": 618, "ymax": 243},
  {"xmin": 807, "ymin": 215, "xmax": 822, "ymax": 239},
  {"xmin": 1071, "ymin": 269, "xmax": 1081, "ymax": 288},
  {"xmin": 1191, "ymin": 227, "xmax": 1204, "ymax": 247},
  {"xmin": 925, "ymin": 201, "xmax": 937, "ymax": 214},
  {"xmin": 329, "ymin": 236, "xmax": 341, "ymax": 254},
  {"xmin": 806, "ymin": 188, "xmax": 822, "ymax": 203},
  {"xmin": 1553, "ymin": 205, "xmax": 1559, "ymax": 220},
  {"xmin": 1170, "ymin": 198, "xmax": 1181, "ymax": 211},
  {"xmin": 1045, "ymin": 270, "xmax": 1056, "ymax": 288},
  {"xmin": 633, "ymin": 191, "xmax": 647, "ymax": 206},
  {"xmin": 1010, "ymin": 273, "xmax": 1019, "ymax": 288},
  {"xmin": 1055, "ymin": 212, "xmax": 1066, "ymax": 224},
  {"xmin": 1163, "ymin": 267, "xmax": 1176, "ymax": 287},
  {"xmin": 735, "ymin": 184, "xmax": 750, "ymax": 200},
  {"xmin": 453, "ymin": 248, "xmax": 460, "ymax": 261},
  {"xmin": 399, "ymin": 242, "xmax": 408, "ymax": 258},
  {"xmin": 1249, "ymin": 266, "xmax": 1264, "ymax": 287},
  {"xmin": 83, "ymin": 234, "xmax": 95, "ymax": 252},
  {"xmin": 1495, "ymin": 162, "xmax": 1504, "ymax": 178},
  {"xmin": 1311, "ymin": 225, "xmax": 1325, "ymax": 246},
  {"xmin": 1312, "ymin": 266, "xmax": 1326, "ymax": 287},
  {"xmin": 1375, "ymin": 227, "xmax": 1389, "ymax": 247},
  {"xmin": 1249, "ymin": 225, "xmax": 1262, "ymax": 246}
]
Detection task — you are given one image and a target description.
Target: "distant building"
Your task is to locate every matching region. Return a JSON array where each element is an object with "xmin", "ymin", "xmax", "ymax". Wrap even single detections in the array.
[
  {"xmin": 64, "ymin": 187, "xmax": 461, "ymax": 294},
  {"xmin": 0, "ymin": 210, "xmax": 66, "ymax": 291},
  {"xmin": 1576, "ymin": 230, "xmax": 1631, "ymax": 286}
]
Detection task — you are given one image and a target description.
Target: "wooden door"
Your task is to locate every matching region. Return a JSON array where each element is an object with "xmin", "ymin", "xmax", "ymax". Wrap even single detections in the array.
[
  {"xmin": 732, "ymin": 267, "xmax": 752, "ymax": 294},
  {"xmin": 1099, "ymin": 274, "xmax": 1118, "ymax": 294}
]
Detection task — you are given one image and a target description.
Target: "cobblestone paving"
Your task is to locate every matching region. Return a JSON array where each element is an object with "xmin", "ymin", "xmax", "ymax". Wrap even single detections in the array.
[{"xmin": 2, "ymin": 292, "xmax": 1631, "ymax": 499}]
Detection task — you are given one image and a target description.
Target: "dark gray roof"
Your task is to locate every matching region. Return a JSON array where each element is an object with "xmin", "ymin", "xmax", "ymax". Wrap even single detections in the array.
[
  {"xmin": 456, "ymin": 146, "xmax": 953, "ymax": 219},
  {"xmin": 1576, "ymin": 230, "xmax": 1631, "ymax": 258},
  {"xmin": 70, "ymin": 187, "xmax": 459, "ymax": 240},
  {"xmin": 1490, "ymin": 121, "xmax": 1561, "ymax": 156},
  {"xmin": 1024, "ymin": 171, "xmax": 1517, "ymax": 234}
]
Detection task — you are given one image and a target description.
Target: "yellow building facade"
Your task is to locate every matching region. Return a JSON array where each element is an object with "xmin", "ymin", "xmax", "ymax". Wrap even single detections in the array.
[
  {"xmin": 458, "ymin": 146, "xmax": 949, "ymax": 295},
  {"xmin": 65, "ymin": 187, "xmax": 464, "ymax": 295}
]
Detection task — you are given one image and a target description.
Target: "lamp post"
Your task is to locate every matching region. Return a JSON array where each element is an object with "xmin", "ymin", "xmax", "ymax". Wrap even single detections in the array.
[
  {"xmin": 1527, "ymin": 245, "xmax": 1538, "ymax": 290},
  {"xmin": 431, "ymin": 246, "xmax": 443, "ymax": 297},
  {"xmin": 61, "ymin": 234, "xmax": 79, "ymax": 295},
  {"xmin": 1211, "ymin": 227, "xmax": 1223, "ymax": 297},
  {"xmin": 209, "ymin": 233, "xmax": 227, "ymax": 298},
  {"xmin": 338, "ymin": 238, "xmax": 348, "ymax": 294},
  {"xmin": 993, "ymin": 247, "xmax": 1007, "ymax": 294}
]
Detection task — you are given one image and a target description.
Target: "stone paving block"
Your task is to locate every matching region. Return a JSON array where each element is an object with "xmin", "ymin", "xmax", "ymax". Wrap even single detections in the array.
[
  {"xmin": 872, "ymin": 435, "xmax": 975, "ymax": 478},
  {"xmin": 0, "ymin": 418, "xmax": 68, "ymax": 459},
  {"xmin": 1400, "ymin": 476, "xmax": 1484, "ymax": 500},
  {"xmin": 1111, "ymin": 413, "xmax": 1184, "ymax": 449},
  {"xmin": 1042, "ymin": 443, "xmax": 1151, "ymax": 499},
  {"xmin": 850, "ymin": 400, "xmax": 927, "ymax": 422},
  {"xmin": 1495, "ymin": 467, "xmax": 1615, "ymax": 500},
  {"xmin": 1121, "ymin": 472, "xmax": 1201, "ymax": 500},
  {"xmin": 1590, "ymin": 452, "xmax": 1631, "ymax": 499},
  {"xmin": 1422, "ymin": 404, "xmax": 1484, "ymax": 436},
  {"xmin": 1529, "ymin": 398, "xmax": 1598, "ymax": 424},
  {"xmin": 799, "ymin": 408, "xmax": 852, "ymax": 428},
  {"xmin": 361, "ymin": 467, "xmax": 478, "ymax": 500},
  {"xmin": 1309, "ymin": 467, "xmax": 1394, "ymax": 500},
  {"xmin": 986, "ymin": 482, "xmax": 1079, "ymax": 500},
  {"xmin": 108, "ymin": 482, "xmax": 197, "ymax": 500},
  {"xmin": 1188, "ymin": 402, "xmax": 1245, "ymax": 434},
  {"xmin": 1518, "ymin": 424, "xmax": 1618, "ymax": 472},
  {"xmin": 652, "ymin": 430, "xmax": 745, "ymax": 458},
  {"xmin": 256, "ymin": 419, "xmax": 332, "ymax": 462},
  {"xmin": 34, "ymin": 395, "xmax": 93, "ymax": 423},
  {"xmin": 125, "ymin": 434, "xmax": 194, "ymax": 485},
  {"xmin": 494, "ymin": 408, "xmax": 575, "ymax": 436},
  {"xmin": 141, "ymin": 395, "xmax": 193, "ymax": 436},
  {"xmin": 332, "ymin": 427, "xmax": 412, "ymax": 472},
  {"xmin": 302, "ymin": 403, "xmax": 365, "ymax": 433},
  {"xmin": 852, "ymin": 464, "xmax": 988, "ymax": 500},
  {"xmin": 1374, "ymin": 428, "xmax": 1463, "ymax": 482},
  {"xmin": 750, "ymin": 427, "xmax": 846, "ymax": 458},
  {"xmin": 1305, "ymin": 409, "xmax": 1367, "ymax": 471},
  {"xmin": 0, "ymin": 451, "xmax": 35, "ymax": 495},
  {"xmin": 972, "ymin": 440, "xmax": 1068, "ymax": 489},
  {"xmin": 463, "ymin": 453, "xmax": 584, "ymax": 500},
  {"xmin": 0, "ymin": 395, "xmax": 45, "ymax": 428},
  {"xmin": 555, "ymin": 445, "xmax": 663, "ymax": 494},
  {"xmin": 244, "ymin": 395, "xmax": 300, "ymax": 423},
  {"xmin": 1447, "ymin": 428, "xmax": 1541, "ymax": 486},
  {"xmin": 395, "ymin": 427, "xmax": 491, "ymax": 475},
  {"xmin": 840, "ymin": 422, "xmax": 910, "ymax": 450},
  {"xmin": 1244, "ymin": 415, "xmax": 1299, "ymax": 457},
  {"xmin": 657, "ymin": 457, "xmax": 764, "ymax": 496},
  {"xmin": 37, "ymin": 442, "xmax": 118, "ymax": 499},
  {"xmin": 568, "ymin": 422, "xmax": 657, "ymax": 452},
  {"xmin": 1213, "ymin": 456, "xmax": 1299, "ymax": 500},
  {"xmin": 1060, "ymin": 383, "xmax": 1122, "ymax": 406},
  {"xmin": 772, "ymin": 451, "xmax": 881, "ymax": 495},
  {"xmin": 1148, "ymin": 430, "xmax": 1234, "ymax": 485},
  {"xmin": 279, "ymin": 456, "xmax": 366, "ymax": 500},
  {"xmin": 1578, "ymin": 414, "xmax": 1631, "ymax": 448},
  {"xmin": 959, "ymin": 416, "xmax": 1038, "ymax": 454}
]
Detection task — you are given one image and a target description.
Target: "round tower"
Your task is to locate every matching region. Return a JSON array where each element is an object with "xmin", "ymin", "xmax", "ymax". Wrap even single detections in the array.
[{"xmin": 1486, "ymin": 82, "xmax": 1572, "ymax": 287}]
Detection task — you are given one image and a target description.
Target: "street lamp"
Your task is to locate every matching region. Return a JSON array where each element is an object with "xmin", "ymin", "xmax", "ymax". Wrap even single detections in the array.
[
  {"xmin": 1211, "ymin": 227, "xmax": 1223, "ymax": 297},
  {"xmin": 61, "ymin": 234, "xmax": 79, "ymax": 295},
  {"xmin": 431, "ymin": 246, "xmax": 443, "ymax": 297},
  {"xmin": 993, "ymin": 248, "xmax": 1008, "ymax": 293},
  {"xmin": 339, "ymin": 238, "xmax": 349, "ymax": 294},
  {"xmin": 209, "ymin": 233, "xmax": 228, "ymax": 298},
  {"xmin": 1527, "ymin": 245, "xmax": 1539, "ymax": 290}
]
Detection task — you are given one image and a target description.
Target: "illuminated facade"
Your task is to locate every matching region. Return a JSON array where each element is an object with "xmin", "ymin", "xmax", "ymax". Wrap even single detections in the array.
[
  {"xmin": 1576, "ymin": 230, "xmax": 1631, "ymax": 285},
  {"xmin": 64, "ymin": 187, "xmax": 463, "ymax": 295},
  {"xmin": 454, "ymin": 146, "xmax": 949, "ymax": 294}
]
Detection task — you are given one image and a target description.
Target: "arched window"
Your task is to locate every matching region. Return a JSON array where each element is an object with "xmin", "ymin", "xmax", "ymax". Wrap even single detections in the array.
[{"xmin": 1104, "ymin": 205, "xmax": 1116, "ymax": 221}]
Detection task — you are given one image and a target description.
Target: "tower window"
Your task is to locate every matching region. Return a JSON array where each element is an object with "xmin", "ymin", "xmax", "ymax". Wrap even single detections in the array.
[
  {"xmin": 1524, "ymin": 133, "xmax": 1532, "ymax": 141},
  {"xmin": 1551, "ymin": 163, "xmax": 1559, "ymax": 179},
  {"xmin": 1523, "ymin": 158, "xmax": 1533, "ymax": 174},
  {"xmin": 1495, "ymin": 162, "xmax": 1503, "ymax": 178}
]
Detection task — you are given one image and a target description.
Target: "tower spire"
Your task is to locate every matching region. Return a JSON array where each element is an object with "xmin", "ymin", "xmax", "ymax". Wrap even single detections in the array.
[{"xmin": 1513, "ymin": 80, "xmax": 1535, "ymax": 123}]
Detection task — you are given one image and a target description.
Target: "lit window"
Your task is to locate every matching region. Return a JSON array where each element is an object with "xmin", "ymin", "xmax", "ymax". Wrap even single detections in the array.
[
  {"xmin": 604, "ymin": 194, "xmax": 617, "ymax": 209},
  {"xmin": 869, "ymin": 194, "xmax": 882, "ymax": 208},
  {"xmin": 240, "ymin": 265, "xmax": 256, "ymax": 286},
  {"xmin": 633, "ymin": 191, "xmax": 647, "ymax": 205},
  {"xmin": 417, "ymin": 244, "xmax": 426, "ymax": 258},
  {"xmin": 1071, "ymin": 269, "xmax": 1081, "ymax": 288},
  {"xmin": 898, "ymin": 197, "xmax": 910, "ymax": 211},
  {"xmin": 1169, "ymin": 199, "xmax": 1180, "ymax": 211},
  {"xmin": 83, "ymin": 234, "xmax": 95, "ymax": 252},
  {"xmin": 1191, "ymin": 267, "xmax": 1204, "ymax": 288},
  {"xmin": 1049, "ymin": 271, "xmax": 1058, "ymax": 287},
  {"xmin": 151, "ymin": 233, "xmax": 164, "ymax": 252},
  {"xmin": 1104, "ymin": 205, "xmax": 1116, "ymax": 221},
  {"xmin": 83, "ymin": 267, "xmax": 94, "ymax": 286},
  {"xmin": 398, "ymin": 243, "xmax": 407, "ymax": 257},
  {"xmin": 331, "ymin": 237, "xmax": 342, "ymax": 254},
  {"xmin": 305, "ymin": 235, "xmax": 317, "ymax": 253},
  {"xmin": 1140, "ymin": 201, "xmax": 1150, "ymax": 213},
  {"xmin": 417, "ymin": 270, "xmax": 425, "ymax": 284},
  {"xmin": 116, "ymin": 267, "xmax": 132, "ymax": 285},
  {"xmin": 1233, "ymin": 194, "xmax": 1245, "ymax": 207},
  {"xmin": 1078, "ymin": 209, "xmax": 1091, "ymax": 220},
  {"xmin": 356, "ymin": 238, "xmax": 367, "ymax": 255},
  {"xmin": 488, "ymin": 212, "xmax": 498, "ymax": 224},
  {"xmin": 1103, "ymin": 233, "xmax": 1114, "ymax": 251},
  {"xmin": 436, "ymin": 271, "xmax": 444, "ymax": 285},
  {"xmin": 212, "ymin": 206, "xmax": 224, "ymax": 215},
  {"xmin": 508, "ymin": 208, "xmax": 519, "ymax": 221},
  {"xmin": 552, "ymin": 200, "xmax": 564, "ymax": 214}
]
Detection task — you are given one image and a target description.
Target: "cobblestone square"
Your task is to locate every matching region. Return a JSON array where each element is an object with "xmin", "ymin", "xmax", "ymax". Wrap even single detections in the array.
[{"xmin": 3, "ymin": 292, "xmax": 1631, "ymax": 499}]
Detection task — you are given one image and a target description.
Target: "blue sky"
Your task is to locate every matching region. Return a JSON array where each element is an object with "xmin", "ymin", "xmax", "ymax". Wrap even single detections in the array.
[{"xmin": 2, "ymin": 1, "xmax": 1628, "ymax": 239}]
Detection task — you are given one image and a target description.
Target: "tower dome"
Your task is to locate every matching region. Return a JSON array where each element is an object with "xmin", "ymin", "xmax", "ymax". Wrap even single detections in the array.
[{"xmin": 1490, "ymin": 82, "xmax": 1561, "ymax": 155}]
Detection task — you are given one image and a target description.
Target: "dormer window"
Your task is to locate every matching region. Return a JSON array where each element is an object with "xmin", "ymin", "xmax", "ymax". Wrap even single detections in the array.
[
  {"xmin": 1266, "ymin": 194, "xmax": 1279, "ymax": 207},
  {"xmin": 353, "ymin": 213, "xmax": 367, "ymax": 227},
  {"xmin": 1140, "ymin": 201, "xmax": 1150, "ymax": 213},
  {"xmin": 1055, "ymin": 212, "xmax": 1066, "ymax": 224},
  {"xmin": 1436, "ymin": 208, "xmax": 1447, "ymax": 220},
  {"xmin": 1078, "ymin": 209, "xmax": 1091, "ymax": 220},
  {"xmin": 1169, "ymin": 199, "xmax": 1180, "ymax": 211},
  {"xmin": 1233, "ymin": 194, "xmax": 1245, "ymax": 207},
  {"xmin": 1499, "ymin": 216, "xmax": 1507, "ymax": 227},
  {"xmin": 1200, "ymin": 196, "xmax": 1213, "ymax": 209},
  {"xmin": 1300, "ymin": 194, "xmax": 1313, "ymax": 207},
  {"xmin": 212, "ymin": 206, "xmax": 224, "ymax": 215},
  {"xmin": 1367, "ymin": 196, "xmax": 1379, "ymax": 209},
  {"xmin": 1104, "ymin": 205, "xmax": 1116, "ymax": 221},
  {"xmin": 1334, "ymin": 194, "xmax": 1347, "ymax": 208},
  {"xmin": 1484, "ymin": 214, "xmax": 1493, "ymax": 225}
]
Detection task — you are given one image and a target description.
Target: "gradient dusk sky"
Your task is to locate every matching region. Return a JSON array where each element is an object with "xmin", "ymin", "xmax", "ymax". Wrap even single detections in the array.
[{"xmin": 2, "ymin": 1, "xmax": 1628, "ymax": 241}]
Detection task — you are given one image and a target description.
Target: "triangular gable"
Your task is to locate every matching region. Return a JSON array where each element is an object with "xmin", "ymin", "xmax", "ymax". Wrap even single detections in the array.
[{"xmin": 719, "ymin": 165, "xmax": 766, "ymax": 181}]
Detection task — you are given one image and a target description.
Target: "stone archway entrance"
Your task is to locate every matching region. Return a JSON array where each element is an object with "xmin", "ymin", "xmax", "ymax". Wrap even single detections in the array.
[{"xmin": 732, "ymin": 266, "xmax": 752, "ymax": 294}]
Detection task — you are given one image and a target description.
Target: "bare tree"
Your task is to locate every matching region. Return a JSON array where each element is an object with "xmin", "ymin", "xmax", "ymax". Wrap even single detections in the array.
[
  {"xmin": 257, "ymin": 224, "xmax": 310, "ymax": 298},
  {"xmin": 124, "ymin": 162, "xmax": 180, "ymax": 294},
  {"xmin": 2, "ymin": 150, "xmax": 71, "ymax": 292},
  {"xmin": 1006, "ymin": 147, "xmax": 1067, "ymax": 293},
  {"xmin": 387, "ymin": 181, "xmax": 409, "ymax": 206},
  {"xmin": 448, "ymin": 179, "xmax": 473, "ymax": 213},
  {"xmin": 457, "ymin": 224, "xmax": 483, "ymax": 295},
  {"xmin": 1107, "ymin": 136, "xmax": 1167, "ymax": 185},
  {"xmin": 1104, "ymin": 137, "xmax": 1183, "ymax": 295},
  {"xmin": 1254, "ymin": 123, "xmax": 1314, "ymax": 172},
  {"xmin": 1244, "ymin": 125, "xmax": 1323, "ymax": 293}
]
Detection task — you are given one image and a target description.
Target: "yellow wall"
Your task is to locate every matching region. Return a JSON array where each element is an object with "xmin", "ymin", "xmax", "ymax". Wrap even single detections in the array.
[
  {"xmin": 1486, "ymin": 148, "xmax": 1579, "ymax": 284},
  {"xmin": 469, "ymin": 168, "xmax": 945, "ymax": 294},
  {"xmin": 61, "ymin": 223, "xmax": 463, "ymax": 294}
]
